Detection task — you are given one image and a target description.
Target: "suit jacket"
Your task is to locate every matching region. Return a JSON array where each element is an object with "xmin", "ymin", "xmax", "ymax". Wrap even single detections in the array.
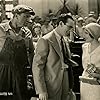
[{"xmin": 32, "ymin": 30, "xmax": 74, "ymax": 97}]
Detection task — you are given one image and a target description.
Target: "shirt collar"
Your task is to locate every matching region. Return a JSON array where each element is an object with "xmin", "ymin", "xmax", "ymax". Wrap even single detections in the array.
[
  {"xmin": 2, "ymin": 21, "xmax": 12, "ymax": 32},
  {"xmin": 53, "ymin": 29, "xmax": 61, "ymax": 41}
]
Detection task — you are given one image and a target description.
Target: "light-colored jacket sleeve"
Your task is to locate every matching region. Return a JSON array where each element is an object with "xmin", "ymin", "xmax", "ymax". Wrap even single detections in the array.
[
  {"xmin": 0, "ymin": 26, "xmax": 6, "ymax": 52},
  {"xmin": 32, "ymin": 37, "xmax": 49, "ymax": 94}
]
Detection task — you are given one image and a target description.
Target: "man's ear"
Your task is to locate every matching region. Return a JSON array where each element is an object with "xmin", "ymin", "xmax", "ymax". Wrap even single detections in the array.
[{"xmin": 59, "ymin": 21, "xmax": 64, "ymax": 26}]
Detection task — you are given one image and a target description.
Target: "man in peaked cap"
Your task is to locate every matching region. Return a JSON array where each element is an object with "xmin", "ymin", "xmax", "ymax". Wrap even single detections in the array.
[
  {"xmin": 12, "ymin": 5, "xmax": 35, "ymax": 15},
  {"xmin": 11, "ymin": 5, "xmax": 35, "ymax": 28},
  {"xmin": 0, "ymin": 5, "xmax": 35, "ymax": 100}
]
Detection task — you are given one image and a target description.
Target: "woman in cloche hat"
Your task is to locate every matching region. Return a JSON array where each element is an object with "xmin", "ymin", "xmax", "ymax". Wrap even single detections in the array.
[{"xmin": 80, "ymin": 23, "xmax": 100, "ymax": 100}]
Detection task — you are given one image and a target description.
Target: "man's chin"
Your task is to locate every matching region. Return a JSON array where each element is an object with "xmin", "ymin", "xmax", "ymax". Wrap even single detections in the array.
[{"xmin": 85, "ymin": 40, "xmax": 90, "ymax": 43}]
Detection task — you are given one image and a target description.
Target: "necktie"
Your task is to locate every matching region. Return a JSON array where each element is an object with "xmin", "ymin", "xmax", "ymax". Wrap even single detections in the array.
[{"xmin": 60, "ymin": 37, "xmax": 70, "ymax": 63}]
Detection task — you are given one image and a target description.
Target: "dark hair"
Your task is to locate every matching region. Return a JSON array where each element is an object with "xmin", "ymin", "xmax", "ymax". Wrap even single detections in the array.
[{"xmin": 56, "ymin": 13, "xmax": 74, "ymax": 26}]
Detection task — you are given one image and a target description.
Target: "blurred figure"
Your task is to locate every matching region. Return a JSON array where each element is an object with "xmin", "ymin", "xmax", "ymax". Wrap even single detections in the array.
[
  {"xmin": 80, "ymin": 23, "xmax": 100, "ymax": 100},
  {"xmin": 1, "ymin": 15, "xmax": 10, "ymax": 23},
  {"xmin": 32, "ymin": 23, "xmax": 42, "ymax": 42},
  {"xmin": 76, "ymin": 17, "xmax": 84, "ymax": 38},
  {"xmin": 32, "ymin": 23, "xmax": 42, "ymax": 48},
  {"xmin": 41, "ymin": 17, "xmax": 53, "ymax": 35},
  {"xmin": 85, "ymin": 12, "xmax": 97, "ymax": 25},
  {"xmin": 0, "ymin": 5, "xmax": 35, "ymax": 100},
  {"xmin": 33, "ymin": 16, "xmax": 42, "ymax": 24},
  {"xmin": 85, "ymin": 17, "xmax": 97, "ymax": 25},
  {"xmin": 51, "ymin": 17, "xmax": 58, "ymax": 28}
]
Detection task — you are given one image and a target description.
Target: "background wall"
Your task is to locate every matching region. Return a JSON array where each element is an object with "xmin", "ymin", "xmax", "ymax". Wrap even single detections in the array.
[
  {"xmin": 19, "ymin": 0, "xmax": 62, "ymax": 16},
  {"xmin": 19, "ymin": 0, "xmax": 99, "ymax": 18},
  {"xmin": 19, "ymin": 0, "xmax": 43, "ymax": 16}
]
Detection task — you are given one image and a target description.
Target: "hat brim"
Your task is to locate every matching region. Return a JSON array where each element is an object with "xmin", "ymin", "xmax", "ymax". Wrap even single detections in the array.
[{"xmin": 24, "ymin": 11, "xmax": 35, "ymax": 16}]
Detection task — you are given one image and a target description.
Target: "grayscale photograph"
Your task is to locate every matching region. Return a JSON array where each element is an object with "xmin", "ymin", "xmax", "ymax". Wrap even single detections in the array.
[{"xmin": 0, "ymin": 0, "xmax": 100, "ymax": 100}]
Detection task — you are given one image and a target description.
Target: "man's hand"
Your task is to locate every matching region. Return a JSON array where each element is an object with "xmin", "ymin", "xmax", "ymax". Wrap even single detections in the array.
[
  {"xmin": 90, "ymin": 72, "xmax": 100, "ymax": 79},
  {"xmin": 39, "ymin": 93, "xmax": 48, "ymax": 100}
]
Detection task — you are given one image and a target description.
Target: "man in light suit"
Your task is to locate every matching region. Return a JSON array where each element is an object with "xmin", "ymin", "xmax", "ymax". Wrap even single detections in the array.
[{"xmin": 32, "ymin": 14, "xmax": 75, "ymax": 100}]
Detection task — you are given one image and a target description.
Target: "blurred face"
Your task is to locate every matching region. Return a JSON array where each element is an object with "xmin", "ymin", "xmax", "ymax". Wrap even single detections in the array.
[
  {"xmin": 44, "ymin": 21, "xmax": 49, "ymax": 26},
  {"xmin": 34, "ymin": 27, "xmax": 41, "ymax": 35},
  {"xmin": 17, "ymin": 13, "xmax": 31, "ymax": 27},
  {"xmin": 83, "ymin": 29, "xmax": 93, "ymax": 42},
  {"xmin": 60, "ymin": 18, "xmax": 74, "ymax": 37},
  {"xmin": 78, "ymin": 21, "xmax": 83, "ymax": 26}
]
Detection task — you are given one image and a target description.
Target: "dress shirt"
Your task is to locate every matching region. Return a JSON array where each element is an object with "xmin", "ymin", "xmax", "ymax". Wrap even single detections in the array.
[{"xmin": 53, "ymin": 29, "xmax": 69, "ymax": 69}]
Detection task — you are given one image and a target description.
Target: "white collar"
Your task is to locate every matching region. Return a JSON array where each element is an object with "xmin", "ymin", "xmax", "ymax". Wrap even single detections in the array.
[{"xmin": 53, "ymin": 29, "xmax": 61, "ymax": 41}]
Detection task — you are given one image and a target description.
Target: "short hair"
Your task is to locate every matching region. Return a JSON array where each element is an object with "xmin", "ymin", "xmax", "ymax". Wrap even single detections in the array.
[{"xmin": 56, "ymin": 13, "xmax": 74, "ymax": 26}]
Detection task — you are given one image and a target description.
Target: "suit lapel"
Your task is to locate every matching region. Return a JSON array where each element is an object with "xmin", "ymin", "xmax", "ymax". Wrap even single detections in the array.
[
  {"xmin": 63, "ymin": 37, "xmax": 71, "ymax": 58},
  {"xmin": 48, "ymin": 32, "xmax": 62, "ymax": 58}
]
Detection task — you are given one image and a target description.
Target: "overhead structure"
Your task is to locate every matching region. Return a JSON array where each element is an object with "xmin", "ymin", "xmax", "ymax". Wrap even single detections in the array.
[
  {"xmin": 0, "ymin": 0, "xmax": 18, "ymax": 21},
  {"xmin": 56, "ymin": 0, "xmax": 69, "ymax": 16}
]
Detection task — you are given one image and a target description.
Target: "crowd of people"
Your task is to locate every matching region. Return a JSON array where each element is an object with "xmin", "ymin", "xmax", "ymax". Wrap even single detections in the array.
[{"xmin": 0, "ymin": 4, "xmax": 100, "ymax": 100}]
